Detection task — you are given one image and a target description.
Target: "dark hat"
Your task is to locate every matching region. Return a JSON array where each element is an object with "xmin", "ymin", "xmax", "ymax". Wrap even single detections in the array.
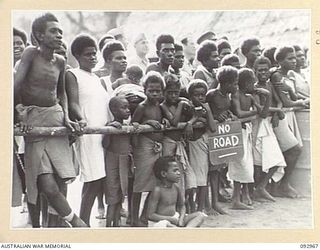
[{"xmin": 197, "ymin": 31, "xmax": 216, "ymax": 45}]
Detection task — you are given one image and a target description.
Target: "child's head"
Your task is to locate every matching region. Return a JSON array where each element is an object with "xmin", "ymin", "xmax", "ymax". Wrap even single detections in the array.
[
  {"xmin": 217, "ymin": 39, "xmax": 232, "ymax": 60},
  {"xmin": 98, "ymin": 34, "xmax": 115, "ymax": 52},
  {"xmin": 217, "ymin": 65, "xmax": 239, "ymax": 94},
  {"xmin": 142, "ymin": 71, "xmax": 165, "ymax": 102},
  {"xmin": 240, "ymin": 38, "xmax": 261, "ymax": 64},
  {"xmin": 293, "ymin": 45, "xmax": 306, "ymax": 69},
  {"xmin": 31, "ymin": 12, "xmax": 61, "ymax": 48},
  {"xmin": 109, "ymin": 95, "xmax": 130, "ymax": 121},
  {"xmin": 125, "ymin": 65, "xmax": 143, "ymax": 85},
  {"xmin": 196, "ymin": 40, "xmax": 220, "ymax": 70},
  {"xmin": 262, "ymin": 46, "xmax": 278, "ymax": 68},
  {"xmin": 274, "ymin": 46, "xmax": 296, "ymax": 71},
  {"xmin": 172, "ymin": 43, "xmax": 184, "ymax": 69},
  {"xmin": 102, "ymin": 40, "xmax": 127, "ymax": 73},
  {"xmin": 253, "ymin": 56, "xmax": 271, "ymax": 83},
  {"xmin": 54, "ymin": 40, "xmax": 68, "ymax": 60},
  {"xmin": 164, "ymin": 74, "xmax": 181, "ymax": 104},
  {"xmin": 13, "ymin": 27, "xmax": 27, "ymax": 62},
  {"xmin": 238, "ymin": 68, "xmax": 256, "ymax": 94},
  {"xmin": 187, "ymin": 79, "xmax": 208, "ymax": 106},
  {"xmin": 153, "ymin": 156, "xmax": 181, "ymax": 183},
  {"xmin": 156, "ymin": 34, "xmax": 175, "ymax": 66},
  {"xmin": 221, "ymin": 54, "xmax": 241, "ymax": 69},
  {"xmin": 71, "ymin": 34, "xmax": 98, "ymax": 70}
]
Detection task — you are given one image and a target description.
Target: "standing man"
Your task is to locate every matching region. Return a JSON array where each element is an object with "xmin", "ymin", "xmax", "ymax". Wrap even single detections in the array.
[
  {"xmin": 128, "ymin": 33, "xmax": 149, "ymax": 72},
  {"xmin": 146, "ymin": 34, "xmax": 175, "ymax": 77}
]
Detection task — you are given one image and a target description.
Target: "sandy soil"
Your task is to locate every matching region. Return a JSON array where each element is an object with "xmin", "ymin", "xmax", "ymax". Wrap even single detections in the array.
[{"xmin": 11, "ymin": 178, "xmax": 312, "ymax": 229}]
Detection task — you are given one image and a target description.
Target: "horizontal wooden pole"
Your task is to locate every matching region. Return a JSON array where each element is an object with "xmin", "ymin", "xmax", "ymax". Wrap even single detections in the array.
[{"xmin": 14, "ymin": 107, "xmax": 308, "ymax": 136}]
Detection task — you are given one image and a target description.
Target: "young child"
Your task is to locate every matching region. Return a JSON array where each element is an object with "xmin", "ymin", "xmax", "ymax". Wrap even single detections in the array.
[
  {"xmin": 102, "ymin": 96, "xmax": 132, "ymax": 227},
  {"xmin": 66, "ymin": 34, "xmax": 111, "ymax": 226},
  {"xmin": 252, "ymin": 56, "xmax": 287, "ymax": 201},
  {"xmin": 14, "ymin": 13, "xmax": 86, "ymax": 227},
  {"xmin": 187, "ymin": 79, "xmax": 216, "ymax": 213},
  {"xmin": 130, "ymin": 71, "xmax": 166, "ymax": 226},
  {"xmin": 230, "ymin": 68, "xmax": 270, "ymax": 208},
  {"xmin": 112, "ymin": 64, "xmax": 144, "ymax": 89},
  {"xmin": 206, "ymin": 66, "xmax": 238, "ymax": 214},
  {"xmin": 221, "ymin": 54, "xmax": 241, "ymax": 69},
  {"xmin": 146, "ymin": 34, "xmax": 175, "ymax": 76},
  {"xmin": 240, "ymin": 38, "xmax": 262, "ymax": 69},
  {"xmin": 270, "ymin": 46, "xmax": 309, "ymax": 198},
  {"xmin": 160, "ymin": 74, "xmax": 197, "ymax": 213},
  {"xmin": 147, "ymin": 156, "xmax": 206, "ymax": 227},
  {"xmin": 193, "ymin": 40, "xmax": 220, "ymax": 89}
]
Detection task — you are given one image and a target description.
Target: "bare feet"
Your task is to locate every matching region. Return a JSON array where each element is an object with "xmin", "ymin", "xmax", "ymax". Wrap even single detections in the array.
[
  {"xmin": 95, "ymin": 208, "xmax": 106, "ymax": 219},
  {"xmin": 279, "ymin": 184, "xmax": 300, "ymax": 198},
  {"xmin": 120, "ymin": 208, "xmax": 128, "ymax": 218},
  {"xmin": 212, "ymin": 204, "xmax": 229, "ymax": 215},
  {"xmin": 254, "ymin": 188, "xmax": 276, "ymax": 202},
  {"xmin": 69, "ymin": 214, "xmax": 89, "ymax": 227},
  {"xmin": 205, "ymin": 208, "xmax": 219, "ymax": 216},
  {"xmin": 131, "ymin": 220, "xmax": 148, "ymax": 227},
  {"xmin": 231, "ymin": 201, "xmax": 254, "ymax": 210},
  {"xmin": 242, "ymin": 194, "xmax": 253, "ymax": 206}
]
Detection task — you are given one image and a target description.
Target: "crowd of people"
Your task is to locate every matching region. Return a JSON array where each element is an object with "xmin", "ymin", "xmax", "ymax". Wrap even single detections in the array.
[{"xmin": 12, "ymin": 12, "xmax": 310, "ymax": 228}]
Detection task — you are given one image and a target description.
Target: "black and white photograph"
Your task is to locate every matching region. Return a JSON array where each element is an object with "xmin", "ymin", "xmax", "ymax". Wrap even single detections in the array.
[{"xmin": 11, "ymin": 10, "xmax": 312, "ymax": 230}]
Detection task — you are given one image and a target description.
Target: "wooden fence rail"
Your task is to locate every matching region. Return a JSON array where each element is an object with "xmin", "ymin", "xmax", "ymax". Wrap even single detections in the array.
[{"xmin": 13, "ymin": 107, "xmax": 307, "ymax": 136}]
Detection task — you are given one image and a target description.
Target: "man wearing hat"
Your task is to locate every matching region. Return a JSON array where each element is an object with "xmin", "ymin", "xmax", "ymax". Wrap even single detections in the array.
[
  {"xmin": 197, "ymin": 31, "xmax": 217, "ymax": 45},
  {"xmin": 128, "ymin": 33, "xmax": 149, "ymax": 72},
  {"xmin": 181, "ymin": 34, "xmax": 197, "ymax": 77},
  {"xmin": 107, "ymin": 26, "xmax": 128, "ymax": 49}
]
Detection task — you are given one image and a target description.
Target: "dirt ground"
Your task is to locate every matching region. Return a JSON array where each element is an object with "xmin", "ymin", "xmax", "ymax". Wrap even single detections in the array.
[{"xmin": 11, "ymin": 178, "xmax": 313, "ymax": 229}]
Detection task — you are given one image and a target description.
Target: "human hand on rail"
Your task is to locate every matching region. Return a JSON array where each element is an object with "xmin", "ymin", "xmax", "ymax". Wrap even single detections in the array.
[
  {"xmin": 15, "ymin": 121, "xmax": 33, "ymax": 133},
  {"xmin": 108, "ymin": 121, "xmax": 122, "ymax": 129},
  {"xmin": 162, "ymin": 118, "xmax": 171, "ymax": 128},
  {"xmin": 145, "ymin": 120, "xmax": 162, "ymax": 130}
]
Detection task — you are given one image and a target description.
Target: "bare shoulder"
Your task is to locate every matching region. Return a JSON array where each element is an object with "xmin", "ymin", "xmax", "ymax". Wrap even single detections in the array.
[
  {"xmin": 270, "ymin": 71, "xmax": 282, "ymax": 82},
  {"xmin": 54, "ymin": 54, "xmax": 66, "ymax": 69},
  {"xmin": 206, "ymin": 88, "xmax": 218, "ymax": 100},
  {"xmin": 20, "ymin": 46, "xmax": 38, "ymax": 61}
]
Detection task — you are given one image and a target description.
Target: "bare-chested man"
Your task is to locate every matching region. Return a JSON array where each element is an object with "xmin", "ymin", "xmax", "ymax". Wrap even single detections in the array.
[{"xmin": 14, "ymin": 13, "xmax": 86, "ymax": 227}]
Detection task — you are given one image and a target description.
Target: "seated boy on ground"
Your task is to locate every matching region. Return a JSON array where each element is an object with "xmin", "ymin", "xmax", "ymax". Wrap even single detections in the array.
[{"xmin": 147, "ymin": 156, "xmax": 206, "ymax": 227}]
